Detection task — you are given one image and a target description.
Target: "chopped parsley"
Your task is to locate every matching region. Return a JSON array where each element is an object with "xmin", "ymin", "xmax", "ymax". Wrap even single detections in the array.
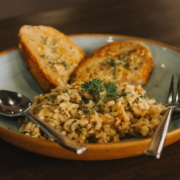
[
  {"xmin": 139, "ymin": 95, "xmax": 146, "ymax": 99},
  {"xmin": 41, "ymin": 37, "xmax": 48, "ymax": 44},
  {"xmin": 61, "ymin": 61, "xmax": 69, "ymax": 68},
  {"xmin": 108, "ymin": 59, "xmax": 117, "ymax": 66},
  {"xmin": 124, "ymin": 62, "xmax": 130, "ymax": 69},
  {"xmin": 83, "ymin": 109, "xmax": 90, "ymax": 114},
  {"xmin": 72, "ymin": 119, "xmax": 77, "ymax": 123},
  {"xmin": 82, "ymin": 97, "xmax": 92, "ymax": 104},
  {"xmin": 119, "ymin": 92, "xmax": 130, "ymax": 97},
  {"xmin": 21, "ymin": 131, "xmax": 33, "ymax": 136},
  {"xmin": 46, "ymin": 94, "xmax": 58, "ymax": 101},
  {"xmin": 108, "ymin": 59, "xmax": 118, "ymax": 78},
  {"xmin": 63, "ymin": 89, "xmax": 69, "ymax": 94},
  {"xmin": 81, "ymin": 79, "xmax": 119, "ymax": 109}
]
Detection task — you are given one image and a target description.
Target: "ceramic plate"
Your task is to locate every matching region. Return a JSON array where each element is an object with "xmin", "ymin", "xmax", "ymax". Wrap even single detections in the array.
[{"xmin": 1, "ymin": 34, "xmax": 180, "ymax": 161}]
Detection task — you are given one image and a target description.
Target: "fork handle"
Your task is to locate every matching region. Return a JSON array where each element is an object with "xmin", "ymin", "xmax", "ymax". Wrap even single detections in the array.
[{"xmin": 144, "ymin": 107, "xmax": 173, "ymax": 159}]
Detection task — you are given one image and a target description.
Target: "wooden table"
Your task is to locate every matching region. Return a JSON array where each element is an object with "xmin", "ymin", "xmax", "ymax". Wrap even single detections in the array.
[{"xmin": 1, "ymin": 0, "xmax": 180, "ymax": 179}]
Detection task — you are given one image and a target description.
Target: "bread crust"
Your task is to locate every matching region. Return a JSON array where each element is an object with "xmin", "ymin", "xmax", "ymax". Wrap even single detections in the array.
[
  {"xmin": 19, "ymin": 25, "xmax": 153, "ymax": 91},
  {"xmin": 19, "ymin": 25, "xmax": 86, "ymax": 92},
  {"xmin": 70, "ymin": 41, "xmax": 153, "ymax": 86},
  {"xmin": 19, "ymin": 43, "xmax": 56, "ymax": 91}
]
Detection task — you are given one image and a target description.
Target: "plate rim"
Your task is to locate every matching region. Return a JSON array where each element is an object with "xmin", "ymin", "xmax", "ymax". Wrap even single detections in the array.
[
  {"xmin": 0, "ymin": 123, "xmax": 180, "ymax": 160},
  {"xmin": 69, "ymin": 33, "xmax": 180, "ymax": 53},
  {"xmin": 1, "ymin": 33, "xmax": 180, "ymax": 57},
  {"xmin": 1, "ymin": 33, "xmax": 180, "ymax": 160}
]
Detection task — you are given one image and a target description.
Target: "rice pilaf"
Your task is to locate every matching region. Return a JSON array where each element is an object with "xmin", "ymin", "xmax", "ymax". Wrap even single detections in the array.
[{"xmin": 18, "ymin": 79, "xmax": 166, "ymax": 143}]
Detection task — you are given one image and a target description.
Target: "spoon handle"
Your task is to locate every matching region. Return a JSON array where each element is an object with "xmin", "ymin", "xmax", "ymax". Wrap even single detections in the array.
[{"xmin": 24, "ymin": 112, "xmax": 87, "ymax": 154}]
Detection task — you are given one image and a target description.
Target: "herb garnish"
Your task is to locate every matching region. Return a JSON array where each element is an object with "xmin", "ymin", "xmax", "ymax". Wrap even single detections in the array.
[
  {"xmin": 83, "ymin": 109, "xmax": 90, "ymax": 114},
  {"xmin": 139, "ymin": 95, "xmax": 146, "ymax": 99},
  {"xmin": 119, "ymin": 92, "xmax": 130, "ymax": 97},
  {"xmin": 21, "ymin": 131, "xmax": 33, "ymax": 136},
  {"xmin": 108, "ymin": 59, "xmax": 118, "ymax": 78},
  {"xmin": 61, "ymin": 61, "xmax": 69, "ymax": 69},
  {"xmin": 82, "ymin": 97, "xmax": 92, "ymax": 104},
  {"xmin": 41, "ymin": 37, "xmax": 47, "ymax": 44},
  {"xmin": 72, "ymin": 119, "xmax": 77, "ymax": 123},
  {"xmin": 81, "ymin": 79, "xmax": 119, "ymax": 109}
]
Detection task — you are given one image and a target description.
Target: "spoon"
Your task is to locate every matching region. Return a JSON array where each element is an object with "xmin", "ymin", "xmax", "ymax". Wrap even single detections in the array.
[{"xmin": 0, "ymin": 90, "xmax": 87, "ymax": 154}]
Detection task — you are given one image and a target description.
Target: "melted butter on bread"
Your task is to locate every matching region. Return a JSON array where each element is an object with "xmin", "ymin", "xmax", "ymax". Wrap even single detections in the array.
[
  {"xmin": 70, "ymin": 41, "xmax": 153, "ymax": 85},
  {"xmin": 19, "ymin": 25, "xmax": 86, "ymax": 92}
]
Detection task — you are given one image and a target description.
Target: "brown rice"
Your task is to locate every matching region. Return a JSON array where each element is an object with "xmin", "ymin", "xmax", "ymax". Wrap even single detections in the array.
[{"xmin": 18, "ymin": 81, "xmax": 166, "ymax": 143}]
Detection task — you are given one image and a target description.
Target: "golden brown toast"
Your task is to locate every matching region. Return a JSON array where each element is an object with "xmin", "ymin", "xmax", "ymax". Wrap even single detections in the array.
[
  {"xmin": 19, "ymin": 25, "xmax": 86, "ymax": 92},
  {"xmin": 70, "ymin": 41, "xmax": 153, "ymax": 85}
]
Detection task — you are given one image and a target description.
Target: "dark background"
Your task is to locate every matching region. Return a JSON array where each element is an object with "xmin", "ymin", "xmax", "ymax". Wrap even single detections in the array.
[{"xmin": 0, "ymin": 0, "xmax": 98, "ymax": 20}]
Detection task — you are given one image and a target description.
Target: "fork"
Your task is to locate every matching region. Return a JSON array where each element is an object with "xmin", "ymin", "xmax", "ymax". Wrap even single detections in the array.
[{"xmin": 144, "ymin": 74, "xmax": 180, "ymax": 159}]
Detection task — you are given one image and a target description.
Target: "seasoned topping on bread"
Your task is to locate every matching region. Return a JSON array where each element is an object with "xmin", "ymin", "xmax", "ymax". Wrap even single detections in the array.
[
  {"xmin": 70, "ymin": 41, "xmax": 153, "ymax": 86},
  {"xmin": 19, "ymin": 25, "xmax": 86, "ymax": 92}
]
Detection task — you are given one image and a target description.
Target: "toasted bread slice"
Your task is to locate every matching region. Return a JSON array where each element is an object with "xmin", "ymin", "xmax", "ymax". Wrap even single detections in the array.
[
  {"xmin": 19, "ymin": 25, "xmax": 86, "ymax": 92},
  {"xmin": 70, "ymin": 41, "xmax": 153, "ymax": 85}
]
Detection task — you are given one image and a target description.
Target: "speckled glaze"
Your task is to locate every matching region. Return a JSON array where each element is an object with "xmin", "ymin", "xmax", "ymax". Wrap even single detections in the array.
[{"xmin": 0, "ymin": 34, "xmax": 180, "ymax": 160}]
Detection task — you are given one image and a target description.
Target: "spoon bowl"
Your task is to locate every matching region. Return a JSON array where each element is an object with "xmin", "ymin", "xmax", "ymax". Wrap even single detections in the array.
[
  {"xmin": 0, "ymin": 90, "xmax": 31, "ymax": 116},
  {"xmin": 0, "ymin": 90, "xmax": 87, "ymax": 154}
]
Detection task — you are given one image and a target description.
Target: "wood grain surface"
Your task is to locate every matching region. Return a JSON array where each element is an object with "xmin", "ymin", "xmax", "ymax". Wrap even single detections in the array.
[{"xmin": 1, "ymin": 0, "xmax": 180, "ymax": 179}]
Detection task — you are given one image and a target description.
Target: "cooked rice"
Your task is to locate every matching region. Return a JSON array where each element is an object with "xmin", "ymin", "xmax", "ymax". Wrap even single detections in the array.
[{"xmin": 18, "ymin": 81, "xmax": 166, "ymax": 143}]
